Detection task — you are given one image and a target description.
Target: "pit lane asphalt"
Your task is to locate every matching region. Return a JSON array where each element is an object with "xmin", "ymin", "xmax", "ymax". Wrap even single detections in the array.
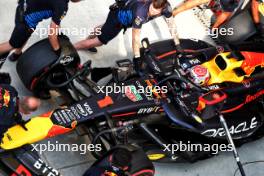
[{"xmin": 1, "ymin": 0, "xmax": 264, "ymax": 175}]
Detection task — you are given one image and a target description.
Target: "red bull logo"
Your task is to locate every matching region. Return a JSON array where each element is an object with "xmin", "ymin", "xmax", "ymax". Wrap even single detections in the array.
[{"xmin": 3, "ymin": 90, "xmax": 10, "ymax": 107}]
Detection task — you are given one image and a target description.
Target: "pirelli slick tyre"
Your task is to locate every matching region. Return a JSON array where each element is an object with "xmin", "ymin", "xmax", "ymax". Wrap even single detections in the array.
[
  {"xmin": 16, "ymin": 38, "xmax": 59, "ymax": 90},
  {"xmin": 16, "ymin": 35, "xmax": 80, "ymax": 94}
]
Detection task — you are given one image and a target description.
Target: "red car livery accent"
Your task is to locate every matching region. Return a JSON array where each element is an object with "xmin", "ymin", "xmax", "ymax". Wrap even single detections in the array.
[
  {"xmin": 11, "ymin": 165, "xmax": 32, "ymax": 176},
  {"xmin": 46, "ymin": 125, "xmax": 72, "ymax": 139},
  {"xmin": 241, "ymin": 52, "xmax": 264, "ymax": 75}
]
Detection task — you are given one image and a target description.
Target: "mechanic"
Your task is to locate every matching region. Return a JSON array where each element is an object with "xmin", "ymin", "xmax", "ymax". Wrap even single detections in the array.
[
  {"xmin": 0, "ymin": 73, "xmax": 41, "ymax": 142},
  {"xmin": 172, "ymin": 0, "xmax": 239, "ymax": 28},
  {"xmin": 0, "ymin": 0, "xmax": 81, "ymax": 69},
  {"xmin": 74, "ymin": 0, "xmax": 175, "ymax": 71}
]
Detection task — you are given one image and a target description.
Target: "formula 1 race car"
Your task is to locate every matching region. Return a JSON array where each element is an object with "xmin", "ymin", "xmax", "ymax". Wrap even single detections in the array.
[
  {"xmin": 1, "ymin": 31, "xmax": 262, "ymax": 168},
  {"xmin": 1, "ymin": 1, "xmax": 264, "ymax": 176}
]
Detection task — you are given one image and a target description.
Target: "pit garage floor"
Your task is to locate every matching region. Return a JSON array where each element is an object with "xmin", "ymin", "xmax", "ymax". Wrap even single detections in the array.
[{"xmin": 1, "ymin": 0, "xmax": 264, "ymax": 175}]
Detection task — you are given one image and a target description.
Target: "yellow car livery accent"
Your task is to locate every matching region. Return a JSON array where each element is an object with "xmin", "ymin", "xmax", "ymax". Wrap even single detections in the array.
[
  {"xmin": 202, "ymin": 52, "xmax": 244, "ymax": 85},
  {"xmin": 0, "ymin": 117, "xmax": 54, "ymax": 150},
  {"xmin": 148, "ymin": 154, "xmax": 165, "ymax": 161}
]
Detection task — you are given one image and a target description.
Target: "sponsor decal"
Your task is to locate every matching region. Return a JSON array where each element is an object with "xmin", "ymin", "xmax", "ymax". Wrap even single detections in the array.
[
  {"xmin": 189, "ymin": 58, "xmax": 201, "ymax": 65},
  {"xmin": 76, "ymin": 104, "xmax": 89, "ymax": 116},
  {"xmin": 134, "ymin": 16, "xmax": 143, "ymax": 26},
  {"xmin": 202, "ymin": 117, "xmax": 258, "ymax": 138},
  {"xmin": 216, "ymin": 45, "xmax": 225, "ymax": 53},
  {"xmin": 65, "ymin": 109, "xmax": 76, "ymax": 120},
  {"xmin": 242, "ymin": 80, "xmax": 251, "ymax": 88},
  {"xmin": 34, "ymin": 159, "xmax": 60, "ymax": 176},
  {"xmin": 60, "ymin": 56, "xmax": 74, "ymax": 66},
  {"xmin": 245, "ymin": 90, "xmax": 264, "ymax": 104},
  {"xmin": 70, "ymin": 106, "xmax": 81, "ymax": 119},
  {"xmin": 137, "ymin": 106, "xmax": 160, "ymax": 114},
  {"xmin": 181, "ymin": 63, "xmax": 189, "ymax": 70},
  {"xmin": 53, "ymin": 111, "xmax": 67, "ymax": 124},
  {"xmin": 53, "ymin": 108, "xmax": 79, "ymax": 125},
  {"xmin": 125, "ymin": 85, "xmax": 143, "ymax": 102},
  {"xmin": 208, "ymin": 85, "xmax": 220, "ymax": 90},
  {"xmin": 84, "ymin": 102, "xmax": 94, "ymax": 115},
  {"xmin": 61, "ymin": 110, "xmax": 71, "ymax": 123}
]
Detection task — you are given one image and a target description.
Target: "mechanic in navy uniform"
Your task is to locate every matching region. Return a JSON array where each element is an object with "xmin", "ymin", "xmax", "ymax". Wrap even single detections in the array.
[
  {"xmin": 0, "ymin": 73, "xmax": 41, "ymax": 142},
  {"xmin": 74, "ymin": 0, "xmax": 175, "ymax": 69},
  {"xmin": 172, "ymin": 0, "xmax": 239, "ymax": 28},
  {"xmin": 0, "ymin": 0, "xmax": 81, "ymax": 68}
]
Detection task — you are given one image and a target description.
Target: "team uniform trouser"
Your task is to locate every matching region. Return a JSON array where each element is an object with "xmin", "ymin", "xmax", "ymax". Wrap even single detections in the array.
[
  {"xmin": 97, "ymin": 10, "xmax": 125, "ymax": 45},
  {"xmin": 9, "ymin": 5, "xmax": 33, "ymax": 49}
]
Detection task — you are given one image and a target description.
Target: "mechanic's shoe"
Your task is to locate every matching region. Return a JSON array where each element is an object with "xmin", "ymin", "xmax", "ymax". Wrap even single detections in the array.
[
  {"xmin": 9, "ymin": 52, "xmax": 22, "ymax": 62},
  {"xmin": 87, "ymin": 47, "xmax": 98, "ymax": 53}
]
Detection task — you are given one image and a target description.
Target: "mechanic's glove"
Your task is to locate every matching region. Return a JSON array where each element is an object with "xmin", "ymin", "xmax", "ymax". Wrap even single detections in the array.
[
  {"xmin": 54, "ymin": 48, "xmax": 62, "ymax": 57},
  {"xmin": 133, "ymin": 56, "xmax": 142, "ymax": 74},
  {"xmin": 0, "ymin": 72, "xmax": 11, "ymax": 84}
]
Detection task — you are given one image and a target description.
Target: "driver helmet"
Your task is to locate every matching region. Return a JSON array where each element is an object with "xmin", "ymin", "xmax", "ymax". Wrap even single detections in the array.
[{"xmin": 190, "ymin": 65, "xmax": 210, "ymax": 86}]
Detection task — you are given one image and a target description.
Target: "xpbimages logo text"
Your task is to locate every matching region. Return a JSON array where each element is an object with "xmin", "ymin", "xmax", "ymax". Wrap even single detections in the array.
[
  {"xmin": 96, "ymin": 83, "xmax": 168, "ymax": 96},
  {"xmin": 163, "ymin": 141, "xmax": 233, "ymax": 156},
  {"xmin": 32, "ymin": 141, "xmax": 102, "ymax": 155}
]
